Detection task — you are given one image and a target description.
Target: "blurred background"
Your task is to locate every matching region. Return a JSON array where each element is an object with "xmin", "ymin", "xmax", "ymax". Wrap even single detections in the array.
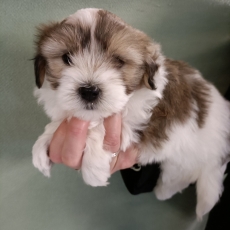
[{"xmin": 1, "ymin": 0, "xmax": 230, "ymax": 229}]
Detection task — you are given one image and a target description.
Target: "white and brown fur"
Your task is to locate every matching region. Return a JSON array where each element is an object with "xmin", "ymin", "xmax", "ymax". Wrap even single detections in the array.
[{"xmin": 32, "ymin": 8, "xmax": 230, "ymax": 218}]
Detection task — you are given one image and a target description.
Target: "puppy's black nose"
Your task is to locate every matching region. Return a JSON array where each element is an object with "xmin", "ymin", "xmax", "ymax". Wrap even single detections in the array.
[{"xmin": 78, "ymin": 86, "xmax": 100, "ymax": 102}]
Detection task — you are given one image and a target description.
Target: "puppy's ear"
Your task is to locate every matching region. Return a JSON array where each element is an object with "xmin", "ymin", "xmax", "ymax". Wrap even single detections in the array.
[
  {"xmin": 143, "ymin": 58, "xmax": 158, "ymax": 90},
  {"xmin": 33, "ymin": 22, "xmax": 61, "ymax": 88},
  {"xmin": 143, "ymin": 42, "xmax": 162, "ymax": 90},
  {"xmin": 34, "ymin": 54, "xmax": 46, "ymax": 88}
]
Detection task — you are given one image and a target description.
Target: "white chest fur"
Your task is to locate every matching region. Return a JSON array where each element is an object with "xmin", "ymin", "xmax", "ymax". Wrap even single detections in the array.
[{"xmin": 120, "ymin": 88, "xmax": 160, "ymax": 151}]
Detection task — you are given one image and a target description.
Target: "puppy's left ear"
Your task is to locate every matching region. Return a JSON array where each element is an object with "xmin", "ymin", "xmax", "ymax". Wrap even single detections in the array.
[
  {"xmin": 34, "ymin": 54, "xmax": 46, "ymax": 88},
  {"xmin": 143, "ymin": 58, "xmax": 158, "ymax": 90},
  {"xmin": 143, "ymin": 42, "xmax": 162, "ymax": 90}
]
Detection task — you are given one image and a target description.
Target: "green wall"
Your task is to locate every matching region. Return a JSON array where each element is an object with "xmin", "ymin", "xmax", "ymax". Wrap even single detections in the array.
[{"xmin": 1, "ymin": 0, "xmax": 230, "ymax": 229}]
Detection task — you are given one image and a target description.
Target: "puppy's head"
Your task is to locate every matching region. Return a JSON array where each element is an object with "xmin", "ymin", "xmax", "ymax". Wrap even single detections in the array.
[{"xmin": 34, "ymin": 8, "xmax": 163, "ymax": 121}]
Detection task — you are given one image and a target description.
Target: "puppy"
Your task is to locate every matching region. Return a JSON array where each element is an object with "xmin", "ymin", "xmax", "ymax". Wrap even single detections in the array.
[{"xmin": 32, "ymin": 8, "xmax": 230, "ymax": 218}]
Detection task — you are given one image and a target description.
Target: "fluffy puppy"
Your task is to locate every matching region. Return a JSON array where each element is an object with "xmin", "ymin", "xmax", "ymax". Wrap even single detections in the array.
[{"xmin": 32, "ymin": 8, "xmax": 230, "ymax": 218}]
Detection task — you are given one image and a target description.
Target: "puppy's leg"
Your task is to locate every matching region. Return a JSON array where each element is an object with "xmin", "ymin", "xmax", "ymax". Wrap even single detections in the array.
[
  {"xmin": 154, "ymin": 163, "xmax": 191, "ymax": 200},
  {"xmin": 196, "ymin": 166, "xmax": 225, "ymax": 219},
  {"xmin": 154, "ymin": 175, "xmax": 190, "ymax": 201},
  {"xmin": 81, "ymin": 124, "xmax": 112, "ymax": 187},
  {"xmin": 32, "ymin": 121, "xmax": 61, "ymax": 177}
]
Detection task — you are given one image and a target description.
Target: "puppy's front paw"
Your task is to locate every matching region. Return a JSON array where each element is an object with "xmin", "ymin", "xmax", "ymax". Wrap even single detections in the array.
[
  {"xmin": 32, "ymin": 121, "xmax": 61, "ymax": 177},
  {"xmin": 196, "ymin": 200, "xmax": 213, "ymax": 220},
  {"xmin": 32, "ymin": 137, "xmax": 52, "ymax": 177},
  {"xmin": 82, "ymin": 167, "xmax": 110, "ymax": 187},
  {"xmin": 154, "ymin": 183, "xmax": 174, "ymax": 201},
  {"xmin": 81, "ymin": 150, "xmax": 112, "ymax": 187}
]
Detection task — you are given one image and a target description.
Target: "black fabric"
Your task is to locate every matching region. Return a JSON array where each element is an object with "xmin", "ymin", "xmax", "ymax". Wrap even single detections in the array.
[
  {"xmin": 205, "ymin": 87, "xmax": 230, "ymax": 229},
  {"xmin": 224, "ymin": 85, "xmax": 230, "ymax": 100},
  {"xmin": 120, "ymin": 163, "xmax": 161, "ymax": 195},
  {"xmin": 205, "ymin": 163, "xmax": 230, "ymax": 230}
]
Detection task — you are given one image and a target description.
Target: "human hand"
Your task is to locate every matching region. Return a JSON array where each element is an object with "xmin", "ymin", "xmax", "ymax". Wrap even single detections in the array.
[{"xmin": 49, "ymin": 114, "xmax": 138, "ymax": 173}]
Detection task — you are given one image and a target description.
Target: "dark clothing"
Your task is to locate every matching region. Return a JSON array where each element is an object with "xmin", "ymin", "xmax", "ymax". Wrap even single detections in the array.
[
  {"xmin": 205, "ymin": 163, "xmax": 230, "ymax": 230},
  {"xmin": 120, "ymin": 163, "xmax": 161, "ymax": 195},
  {"xmin": 205, "ymin": 86, "xmax": 230, "ymax": 230}
]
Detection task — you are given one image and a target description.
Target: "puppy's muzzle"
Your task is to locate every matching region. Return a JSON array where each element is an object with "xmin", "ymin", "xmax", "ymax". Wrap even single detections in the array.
[{"xmin": 78, "ymin": 86, "xmax": 100, "ymax": 102}]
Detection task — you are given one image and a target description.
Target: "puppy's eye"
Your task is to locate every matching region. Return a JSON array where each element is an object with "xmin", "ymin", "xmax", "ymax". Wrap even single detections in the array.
[
  {"xmin": 113, "ymin": 55, "xmax": 125, "ymax": 68},
  {"xmin": 62, "ymin": 53, "xmax": 72, "ymax": 66}
]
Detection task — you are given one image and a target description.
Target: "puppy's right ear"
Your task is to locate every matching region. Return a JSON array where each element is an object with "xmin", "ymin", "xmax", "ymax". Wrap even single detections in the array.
[
  {"xmin": 143, "ymin": 43, "xmax": 162, "ymax": 90},
  {"xmin": 143, "ymin": 59, "xmax": 158, "ymax": 90},
  {"xmin": 34, "ymin": 54, "xmax": 46, "ymax": 88}
]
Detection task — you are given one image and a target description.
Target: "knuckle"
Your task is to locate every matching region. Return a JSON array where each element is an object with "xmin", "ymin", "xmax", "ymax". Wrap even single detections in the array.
[
  {"xmin": 61, "ymin": 155, "xmax": 80, "ymax": 169},
  {"xmin": 50, "ymin": 154, "xmax": 62, "ymax": 164},
  {"xmin": 49, "ymin": 149, "xmax": 61, "ymax": 164},
  {"xmin": 56, "ymin": 128, "xmax": 66, "ymax": 137},
  {"xmin": 69, "ymin": 125, "xmax": 85, "ymax": 136},
  {"xmin": 104, "ymin": 135, "xmax": 120, "ymax": 150},
  {"xmin": 49, "ymin": 146, "xmax": 60, "ymax": 161},
  {"xmin": 68, "ymin": 119, "xmax": 88, "ymax": 137}
]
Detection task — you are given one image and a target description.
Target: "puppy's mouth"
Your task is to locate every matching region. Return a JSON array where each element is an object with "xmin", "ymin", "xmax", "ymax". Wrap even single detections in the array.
[{"xmin": 85, "ymin": 102, "xmax": 96, "ymax": 110}]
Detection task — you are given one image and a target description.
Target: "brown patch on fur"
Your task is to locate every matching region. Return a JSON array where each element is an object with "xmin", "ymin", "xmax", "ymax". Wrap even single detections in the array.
[
  {"xmin": 190, "ymin": 79, "xmax": 210, "ymax": 127},
  {"xmin": 143, "ymin": 61, "xmax": 158, "ymax": 90},
  {"xmin": 121, "ymin": 64, "xmax": 145, "ymax": 94},
  {"xmin": 95, "ymin": 10, "xmax": 161, "ymax": 95},
  {"xmin": 35, "ymin": 22, "xmax": 62, "ymax": 54},
  {"xmin": 94, "ymin": 10, "xmax": 126, "ymax": 51},
  {"xmin": 139, "ymin": 59, "xmax": 210, "ymax": 149},
  {"xmin": 35, "ymin": 21, "xmax": 91, "ymax": 56},
  {"xmin": 34, "ymin": 20, "xmax": 92, "ymax": 88},
  {"xmin": 79, "ymin": 26, "xmax": 91, "ymax": 50},
  {"xmin": 45, "ymin": 68, "xmax": 60, "ymax": 89}
]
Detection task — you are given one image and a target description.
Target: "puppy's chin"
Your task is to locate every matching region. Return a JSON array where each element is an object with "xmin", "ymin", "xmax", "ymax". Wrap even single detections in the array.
[
  {"xmin": 72, "ymin": 108, "xmax": 114, "ymax": 121},
  {"xmin": 69, "ymin": 95, "xmax": 131, "ymax": 121}
]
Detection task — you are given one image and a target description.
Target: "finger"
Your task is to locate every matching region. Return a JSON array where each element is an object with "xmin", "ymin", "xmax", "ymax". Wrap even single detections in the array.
[
  {"xmin": 103, "ymin": 113, "xmax": 121, "ymax": 153},
  {"xmin": 111, "ymin": 145, "xmax": 138, "ymax": 174},
  {"xmin": 49, "ymin": 120, "xmax": 67, "ymax": 164},
  {"xmin": 61, "ymin": 118, "xmax": 89, "ymax": 169},
  {"xmin": 110, "ymin": 154, "xmax": 119, "ymax": 172}
]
